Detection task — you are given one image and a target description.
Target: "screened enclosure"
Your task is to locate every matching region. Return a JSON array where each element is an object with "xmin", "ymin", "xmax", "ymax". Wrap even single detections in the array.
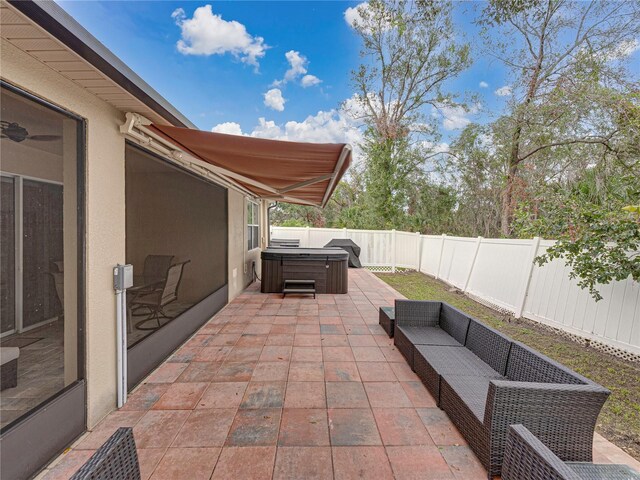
[{"xmin": 124, "ymin": 145, "xmax": 228, "ymax": 384}]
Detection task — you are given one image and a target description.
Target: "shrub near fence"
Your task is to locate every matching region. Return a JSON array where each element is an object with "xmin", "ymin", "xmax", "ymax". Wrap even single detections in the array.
[{"xmin": 271, "ymin": 226, "xmax": 640, "ymax": 358}]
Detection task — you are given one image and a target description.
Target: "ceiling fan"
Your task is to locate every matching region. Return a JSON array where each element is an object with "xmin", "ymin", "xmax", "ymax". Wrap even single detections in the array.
[{"xmin": 0, "ymin": 120, "xmax": 61, "ymax": 142}]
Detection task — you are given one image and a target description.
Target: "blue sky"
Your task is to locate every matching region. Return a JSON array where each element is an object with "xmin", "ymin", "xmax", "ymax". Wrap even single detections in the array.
[{"xmin": 56, "ymin": 1, "xmax": 523, "ymax": 150}]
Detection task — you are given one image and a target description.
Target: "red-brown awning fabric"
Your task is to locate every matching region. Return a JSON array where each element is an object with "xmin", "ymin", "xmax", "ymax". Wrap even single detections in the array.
[{"xmin": 149, "ymin": 124, "xmax": 351, "ymax": 207}]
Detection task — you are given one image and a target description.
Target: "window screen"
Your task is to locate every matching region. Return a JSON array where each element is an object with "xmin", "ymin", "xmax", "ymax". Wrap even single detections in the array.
[{"xmin": 247, "ymin": 201, "xmax": 259, "ymax": 250}]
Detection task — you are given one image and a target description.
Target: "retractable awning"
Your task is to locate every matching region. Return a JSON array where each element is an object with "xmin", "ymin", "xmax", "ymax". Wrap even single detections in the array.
[{"xmin": 148, "ymin": 123, "xmax": 352, "ymax": 207}]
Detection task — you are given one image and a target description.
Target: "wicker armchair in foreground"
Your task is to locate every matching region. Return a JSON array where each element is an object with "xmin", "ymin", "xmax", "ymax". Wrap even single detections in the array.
[
  {"xmin": 502, "ymin": 424, "xmax": 640, "ymax": 480},
  {"xmin": 70, "ymin": 427, "xmax": 140, "ymax": 480}
]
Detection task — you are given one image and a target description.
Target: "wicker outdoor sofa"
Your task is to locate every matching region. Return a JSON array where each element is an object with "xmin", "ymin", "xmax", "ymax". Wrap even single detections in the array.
[
  {"xmin": 391, "ymin": 300, "xmax": 611, "ymax": 479},
  {"xmin": 502, "ymin": 424, "xmax": 640, "ymax": 480}
]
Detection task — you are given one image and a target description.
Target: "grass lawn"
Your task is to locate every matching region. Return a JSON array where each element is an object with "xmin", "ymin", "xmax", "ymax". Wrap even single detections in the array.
[{"xmin": 376, "ymin": 270, "xmax": 640, "ymax": 461}]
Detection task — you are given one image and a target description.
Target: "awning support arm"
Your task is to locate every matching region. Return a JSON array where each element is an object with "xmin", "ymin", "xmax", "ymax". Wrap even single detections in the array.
[
  {"xmin": 277, "ymin": 174, "xmax": 333, "ymax": 194},
  {"xmin": 321, "ymin": 145, "xmax": 351, "ymax": 207}
]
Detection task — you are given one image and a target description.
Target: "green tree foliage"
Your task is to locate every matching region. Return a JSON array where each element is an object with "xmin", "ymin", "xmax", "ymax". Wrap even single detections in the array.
[
  {"xmin": 514, "ymin": 170, "xmax": 640, "ymax": 301},
  {"xmin": 272, "ymin": 0, "xmax": 640, "ymax": 299},
  {"xmin": 478, "ymin": 0, "xmax": 640, "ymax": 235}
]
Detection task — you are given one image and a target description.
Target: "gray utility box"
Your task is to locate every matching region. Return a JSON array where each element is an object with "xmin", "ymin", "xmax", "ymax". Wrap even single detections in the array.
[{"xmin": 113, "ymin": 264, "xmax": 134, "ymax": 291}]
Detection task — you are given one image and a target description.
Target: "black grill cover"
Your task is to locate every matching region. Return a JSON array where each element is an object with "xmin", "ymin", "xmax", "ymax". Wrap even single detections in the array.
[{"xmin": 324, "ymin": 239, "xmax": 362, "ymax": 268}]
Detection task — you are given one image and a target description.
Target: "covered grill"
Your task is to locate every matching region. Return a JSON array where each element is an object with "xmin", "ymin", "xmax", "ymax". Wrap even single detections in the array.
[{"xmin": 324, "ymin": 239, "xmax": 362, "ymax": 268}]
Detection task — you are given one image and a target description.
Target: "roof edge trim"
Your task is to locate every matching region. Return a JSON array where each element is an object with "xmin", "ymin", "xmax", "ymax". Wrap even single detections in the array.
[{"xmin": 7, "ymin": 0, "xmax": 196, "ymax": 128}]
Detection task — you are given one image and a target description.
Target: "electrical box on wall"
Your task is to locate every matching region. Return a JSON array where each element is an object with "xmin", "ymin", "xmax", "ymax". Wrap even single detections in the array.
[{"xmin": 113, "ymin": 264, "xmax": 133, "ymax": 290}]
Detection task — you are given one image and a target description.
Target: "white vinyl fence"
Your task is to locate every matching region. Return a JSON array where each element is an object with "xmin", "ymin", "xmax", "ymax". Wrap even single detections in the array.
[{"xmin": 271, "ymin": 226, "xmax": 640, "ymax": 357}]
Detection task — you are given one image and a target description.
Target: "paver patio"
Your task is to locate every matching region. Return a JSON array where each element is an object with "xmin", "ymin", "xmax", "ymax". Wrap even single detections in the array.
[{"xmin": 38, "ymin": 269, "xmax": 640, "ymax": 479}]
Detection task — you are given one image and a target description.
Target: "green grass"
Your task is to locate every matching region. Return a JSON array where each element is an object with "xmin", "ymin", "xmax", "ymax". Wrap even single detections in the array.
[{"xmin": 376, "ymin": 270, "xmax": 640, "ymax": 460}]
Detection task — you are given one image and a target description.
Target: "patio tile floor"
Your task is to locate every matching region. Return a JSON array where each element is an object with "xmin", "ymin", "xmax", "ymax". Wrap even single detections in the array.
[{"xmin": 38, "ymin": 269, "xmax": 640, "ymax": 479}]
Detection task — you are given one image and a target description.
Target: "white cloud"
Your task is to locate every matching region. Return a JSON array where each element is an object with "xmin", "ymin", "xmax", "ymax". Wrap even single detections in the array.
[
  {"xmin": 301, "ymin": 74, "xmax": 322, "ymax": 88},
  {"xmin": 434, "ymin": 104, "xmax": 479, "ymax": 130},
  {"xmin": 479, "ymin": 81, "xmax": 489, "ymax": 88},
  {"xmin": 283, "ymin": 50, "xmax": 307, "ymax": 82},
  {"xmin": 272, "ymin": 51, "xmax": 322, "ymax": 88},
  {"xmin": 263, "ymin": 88, "xmax": 286, "ymax": 111},
  {"xmin": 422, "ymin": 141, "xmax": 450, "ymax": 154},
  {"xmin": 494, "ymin": 85, "xmax": 513, "ymax": 97},
  {"xmin": 211, "ymin": 122, "xmax": 243, "ymax": 136},
  {"xmin": 606, "ymin": 38, "xmax": 640, "ymax": 61},
  {"xmin": 214, "ymin": 102, "xmax": 365, "ymax": 162},
  {"xmin": 172, "ymin": 5, "xmax": 267, "ymax": 69},
  {"xmin": 344, "ymin": 2, "xmax": 368, "ymax": 28},
  {"xmin": 344, "ymin": 2, "xmax": 392, "ymax": 33}
]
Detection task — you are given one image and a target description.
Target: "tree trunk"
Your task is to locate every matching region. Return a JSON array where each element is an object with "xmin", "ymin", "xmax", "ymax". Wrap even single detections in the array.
[{"xmin": 501, "ymin": 123, "xmax": 522, "ymax": 236}]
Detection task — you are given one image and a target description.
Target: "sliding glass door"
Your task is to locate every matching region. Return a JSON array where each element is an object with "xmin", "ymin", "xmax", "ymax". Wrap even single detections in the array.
[
  {"xmin": 22, "ymin": 179, "xmax": 64, "ymax": 330},
  {"xmin": 1, "ymin": 175, "xmax": 16, "ymax": 337},
  {"xmin": 1, "ymin": 82, "xmax": 85, "ymax": 480}
]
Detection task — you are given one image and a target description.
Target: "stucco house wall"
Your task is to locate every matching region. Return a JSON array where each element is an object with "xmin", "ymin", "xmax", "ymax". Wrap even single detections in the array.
[{"xmin": 1, "ymin": 38, "xmax": 261, "ymax": 428}]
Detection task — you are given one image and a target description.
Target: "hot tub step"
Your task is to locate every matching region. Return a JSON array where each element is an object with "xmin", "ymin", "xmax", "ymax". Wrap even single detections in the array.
[{"xmin": 283, "ymin": 279, "xmax": 316, "ymax": 298}]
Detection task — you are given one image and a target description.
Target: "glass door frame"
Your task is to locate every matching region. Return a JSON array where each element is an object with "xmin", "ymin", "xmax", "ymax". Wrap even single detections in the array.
[
  {"xmin": 1, "ymin": 173, "xmax": 65, "ymax": 336},
  {"xmin": 0, "ymin": 80, "xmax": 87, "ymax": 480},
  {"xmin": 1, "ymin": 175, "xmax": 17, "ymax": 337}
]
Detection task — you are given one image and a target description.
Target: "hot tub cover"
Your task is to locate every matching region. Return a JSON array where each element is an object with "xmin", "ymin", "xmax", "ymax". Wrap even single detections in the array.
[
  {"xmin": 324, "ymin": 239, "xmax": 362, "ymax": 268},
  {"xmin": 262, "ymin": 247, "xmax": 349, "ymax": 261}
]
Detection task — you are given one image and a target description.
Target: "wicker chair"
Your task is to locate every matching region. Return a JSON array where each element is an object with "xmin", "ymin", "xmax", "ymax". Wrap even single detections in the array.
[
  {"xmin": 393, "ymin": 300, "xmax": 469, "ymax": 369},
  {"xmin": 70, "ymin": 427, "xmax": 140, "ymax": 480},
  {"xmin": 502, "ymin": 425, "xmax": 640, "ymax": 480}
]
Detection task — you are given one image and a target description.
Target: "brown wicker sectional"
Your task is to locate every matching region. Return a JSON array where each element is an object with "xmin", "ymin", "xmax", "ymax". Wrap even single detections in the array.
[{"xmin": 392, "ymin": 300, "xmax": 610, "ymax": 479}]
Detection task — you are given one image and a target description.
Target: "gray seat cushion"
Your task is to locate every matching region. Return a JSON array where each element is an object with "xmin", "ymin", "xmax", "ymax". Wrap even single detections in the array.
[
  {"xmin": 415, "ymin": 344, "xmax": 499, "ymax": 377},
  {"xmin": 566, "ymin": 463, "xmax": 640, "ymax": 479},
  {"xmin": 398, "ymin": 326, "xmax": 462, "ymax": 347},
  {"xmin": 443, "ymin": 374, "xmax": 504, "ymax": 421}
]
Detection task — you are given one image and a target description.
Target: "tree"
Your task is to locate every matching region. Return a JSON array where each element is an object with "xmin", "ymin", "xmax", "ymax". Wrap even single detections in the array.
[
  {"xmin": 348, "ymin": 0, "xmax": 471, "ymax": 226},
  {"xmin": 514, "ymin": 165, "xmax": 640, "ymax": 301},
  {"xmin": 444, "ymin": 122, "xmax": 508, "ymax": 237},
  {"xmin": 479, "ymin": 0, "xmax": 640, "ymax": 235}
]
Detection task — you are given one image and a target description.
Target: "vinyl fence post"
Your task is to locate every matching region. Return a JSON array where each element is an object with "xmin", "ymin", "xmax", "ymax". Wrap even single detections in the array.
[
  {"xmin": 415, "ymin": 232, "xmax": 421, "ymax": 272},
  {"xmin": 463, "ymin": 236, "xmax": 483, "ymax": 293},
  {"xmin": 391, "ymin": 229, "xmax": 397, "ymax": 273},
  {"xmin": 436, "ymin": 234, "xmax": 446, "ymax": 279},
  {"xmin": 515, "ymin": 236, "xmax": 541, "ymax": 318}
]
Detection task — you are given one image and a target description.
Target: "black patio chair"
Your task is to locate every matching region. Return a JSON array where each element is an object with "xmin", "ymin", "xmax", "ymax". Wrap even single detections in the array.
[{"xmin": 133, "ymin": 261, "xmax": 188, "ymax": 331}]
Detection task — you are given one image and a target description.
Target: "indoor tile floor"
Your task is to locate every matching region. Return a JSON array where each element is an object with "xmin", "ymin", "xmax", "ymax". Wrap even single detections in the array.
[
  {"xmin": 1, "ymin": 320, "xmax": 64, "ymax": 428},
  {"xmin": 38, "ymin": 269, "xmax": 640, "ymax": 479}
]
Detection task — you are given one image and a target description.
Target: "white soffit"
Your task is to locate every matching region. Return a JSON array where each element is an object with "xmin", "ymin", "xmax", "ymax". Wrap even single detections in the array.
[{"xmin": 0, "ymin": 1, "xmax": 173, "ymax": 126}]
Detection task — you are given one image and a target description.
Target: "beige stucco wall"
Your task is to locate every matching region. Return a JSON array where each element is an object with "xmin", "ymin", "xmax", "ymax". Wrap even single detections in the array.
[
  {"xmin": 1, "ymin": 140, "xmax": 64, "ymax": 182},
  {"xmin": 2, "ymin": 38, "xmax": 126, "ymax": 428},
  {"xmin": 2, "ymin": 38, "xmax": 263, "ymax": 429},
  {"xmin": 228, "ymin": 190, "xmax": 261, "ymax": 299}
]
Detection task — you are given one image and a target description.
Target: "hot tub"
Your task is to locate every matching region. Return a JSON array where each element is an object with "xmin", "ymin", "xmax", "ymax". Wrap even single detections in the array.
[{"xmin": 261, "ymin": 247, "xmax": 349, "ymax": 294}]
